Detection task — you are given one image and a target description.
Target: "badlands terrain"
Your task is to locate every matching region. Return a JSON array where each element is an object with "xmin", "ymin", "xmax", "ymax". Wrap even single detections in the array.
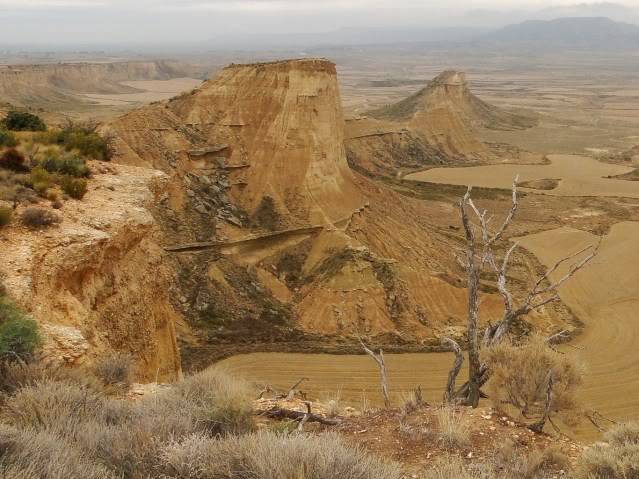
[{"xmin": 1, "ymin": 46, "xmax": 639, "ymax": 449}]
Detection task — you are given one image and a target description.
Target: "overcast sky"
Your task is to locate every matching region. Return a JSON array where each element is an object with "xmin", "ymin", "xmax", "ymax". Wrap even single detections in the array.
[{"xmin": 1, "ymin": 1, "xmax": 638, "ymax": 46}]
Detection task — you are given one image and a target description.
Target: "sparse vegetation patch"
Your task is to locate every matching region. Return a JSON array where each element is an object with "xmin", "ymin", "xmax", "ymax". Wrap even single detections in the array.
[
  {"xmin": 21, "ymin": 206, "xmax": 61, "ymax": 229},
  {"xmin": 0, "ymin": 295, "xmax": 40, "ymax": 361},
  {"xmin": 35, "ymin": 122, "xmax": 111, "ymax": 161},
  {"xmin": 251, "ymin": 195, "xmax": 280, "ymax": 230},
  {"xmin": 0, "ymin": 206, "xmax": 12, "ymax": 227},
  {"xmin": 1, "ymin": 111, "xmax": 46, "ymax": 132}
]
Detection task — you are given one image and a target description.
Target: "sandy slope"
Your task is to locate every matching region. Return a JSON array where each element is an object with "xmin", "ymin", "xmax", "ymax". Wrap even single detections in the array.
[{"xmin": 517, "ymin": 222, "xmax": 639, "ymax": 440}]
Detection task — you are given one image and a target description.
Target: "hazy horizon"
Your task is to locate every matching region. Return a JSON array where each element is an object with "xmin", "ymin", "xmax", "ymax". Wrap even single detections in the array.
[{"xmin": 1, "ymin": 1, "xmax": 639, "ymax": 49}]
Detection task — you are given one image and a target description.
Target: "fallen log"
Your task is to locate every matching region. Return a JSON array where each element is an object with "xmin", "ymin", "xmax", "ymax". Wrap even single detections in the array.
[{"xmin": 262, "ymin": 407, "xmax": 341, "ymax": 426}]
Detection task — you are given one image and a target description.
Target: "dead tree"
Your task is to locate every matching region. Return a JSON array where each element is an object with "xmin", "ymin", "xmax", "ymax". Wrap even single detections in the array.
[
  {"xmin": 263, "ymin": 404, "xmax": 341, "ymax": 427},
  {"xmin": 359, "ymin": 338, "xmax": 391, "ymax": 408},
  {"xmin": 284, "ymin": 377, "xmax": 308, "ymax": 400},
  {"xmin": 442, "ymin": 337, "xmax": 464, "ymax": 404},
  {"xmin": 297, "ymin": 401, "xmax": 312, "ymax": 432},
  {"xmin": 453, "ymin": 178, "xmax": 598, "ymax": 407}
]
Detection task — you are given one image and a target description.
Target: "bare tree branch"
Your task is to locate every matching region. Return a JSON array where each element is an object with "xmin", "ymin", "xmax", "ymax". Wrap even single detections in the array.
[
  {"xmin": 285, "ymin": 377, "xmax": 309, "ymax": 400},
  {"xmin": 529, "ymin": 370, "xmax": 554, "ymax": 433},
  {"xmin": 359, "ymin": 338, "xmax": 391, "ymax": 408},
  {"xmin": 442, "ymin": 337, "xmax": 464, "ymax": 404}
]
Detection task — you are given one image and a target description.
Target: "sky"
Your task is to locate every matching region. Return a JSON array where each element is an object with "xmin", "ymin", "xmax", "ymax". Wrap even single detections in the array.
[{"xmin": 0, "ymin": 1, "xmax": 638, "ymax": 47}]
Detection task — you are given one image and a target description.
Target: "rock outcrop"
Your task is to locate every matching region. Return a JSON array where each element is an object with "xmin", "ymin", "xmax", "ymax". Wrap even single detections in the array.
[{"xmin": 0, "ymin": 163, "xmax": 182, "ymax": 381}]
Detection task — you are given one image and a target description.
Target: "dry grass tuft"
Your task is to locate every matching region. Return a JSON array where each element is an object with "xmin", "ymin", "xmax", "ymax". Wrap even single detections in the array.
[
  {"xmin": 93, "ymin": 353, "xmax": 133, "ymax": 389},
  {"xmin": 0, "ymin": 367, "xmax": 257, "ymax": 478},
  {"xmin": 168, "ymin": 366, "xmax": 255, "ymax": 436},
  {"xmin": 322, "ymin": 390, "xmax": 342, "ymax": 417},
  {"xmin": 0, "ymin": 424, "xmax": 115, "ymax": 479},
  {"xmin": 422, "ymin": 445, "xmax": 570, "ymax": 479},
  {"xmin": 435, "ymin": 406, "xmax": 471, "ymax": 450}
]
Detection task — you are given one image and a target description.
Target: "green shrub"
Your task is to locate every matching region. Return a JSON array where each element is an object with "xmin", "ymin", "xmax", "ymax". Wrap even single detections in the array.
[
  {"xmin": 0, "ymin": 148, "xmax": 28, "ymax": 172},
  {"xmin": 61, "ymin": 176, "xmax": 88, "ymax": 200},
  {"xmin": 0, "ymin": 296, "xmax": 40, "ymax": 360},
  {"xmin": 20, "ymin": 207, "xmax": 61, "ymax": 229},
  {"xmin": 36, "ymin": 124, "xmax": 111, "ymax": 161},
  {"xmin": 29, "ymin": 166, "xmax": 51, "ymax": 186},
  {"xmin": 40, "ymin": 152, "xmax": 90, "ymax": 178},
  {"xmin": 62, "ymin": 129, "xmax": 111, "ymax": 161},
  {"xmin": 33, "ymin": 182, "xmax": 49, "ymax": 197},
  {"xmin": 0, "ymin": 129, "xmax": 18, "ymax": 147},
  {"xmin": 1, "ymin": 111, "xmax": 46, "ymax": 132},
  {"xmin": 0, "ymin": 206, "xmax": 12, "ymax": 227}
]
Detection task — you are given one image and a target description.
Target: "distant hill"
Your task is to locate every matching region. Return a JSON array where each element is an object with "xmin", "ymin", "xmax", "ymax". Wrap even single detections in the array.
[
  {"xmin": 482, "ymin": 17, "xmax": 639, "ymax": 49},
  {"xmin": 360, "ymin": 71, "xmax": 536, "ymax": 162}
]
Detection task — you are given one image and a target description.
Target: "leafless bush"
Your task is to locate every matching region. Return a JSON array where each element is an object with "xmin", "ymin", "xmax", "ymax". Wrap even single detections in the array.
[
  {"xmin": 579, "ymin": 422, "xmax": 639, "ymax": 479},
  {"xmin": 94, "ymin": 353, "xmax": 133, "ymax": 388},
  {"xmin": 20, "ymin": 207, "xmax": 60, "ymax": 229},
  {"xmin": 484, "ymin": 336, "xmax": 583, "ymax": 428},
  {"xmin": 436, "ymin": 406, "xmax": 471, "ymax": 449},
  {"xmin": 158, "ymin": 431, "xmax": 403, "ymax": 479}
]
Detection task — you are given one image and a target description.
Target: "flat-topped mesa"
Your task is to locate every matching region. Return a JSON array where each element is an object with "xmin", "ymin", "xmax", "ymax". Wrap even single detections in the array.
[{"xmin": 108, "ymin": 58, "xmax": 364, "ymax": 227}]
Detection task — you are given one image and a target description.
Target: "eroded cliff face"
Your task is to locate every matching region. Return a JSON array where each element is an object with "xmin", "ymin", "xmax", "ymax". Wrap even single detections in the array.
[
  {"xmin": 0, "ymin": 163, "xmax": 182, "ymax": 381},
  {"xmin": 102, "ymin": 59, "xmax": 566, "ymax": 369}
]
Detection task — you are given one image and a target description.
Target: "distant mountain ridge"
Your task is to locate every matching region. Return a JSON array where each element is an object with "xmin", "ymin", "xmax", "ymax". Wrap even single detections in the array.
[{"xmin": 482, "ymin": 16, "xmax": 639, "ymax": 49}]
